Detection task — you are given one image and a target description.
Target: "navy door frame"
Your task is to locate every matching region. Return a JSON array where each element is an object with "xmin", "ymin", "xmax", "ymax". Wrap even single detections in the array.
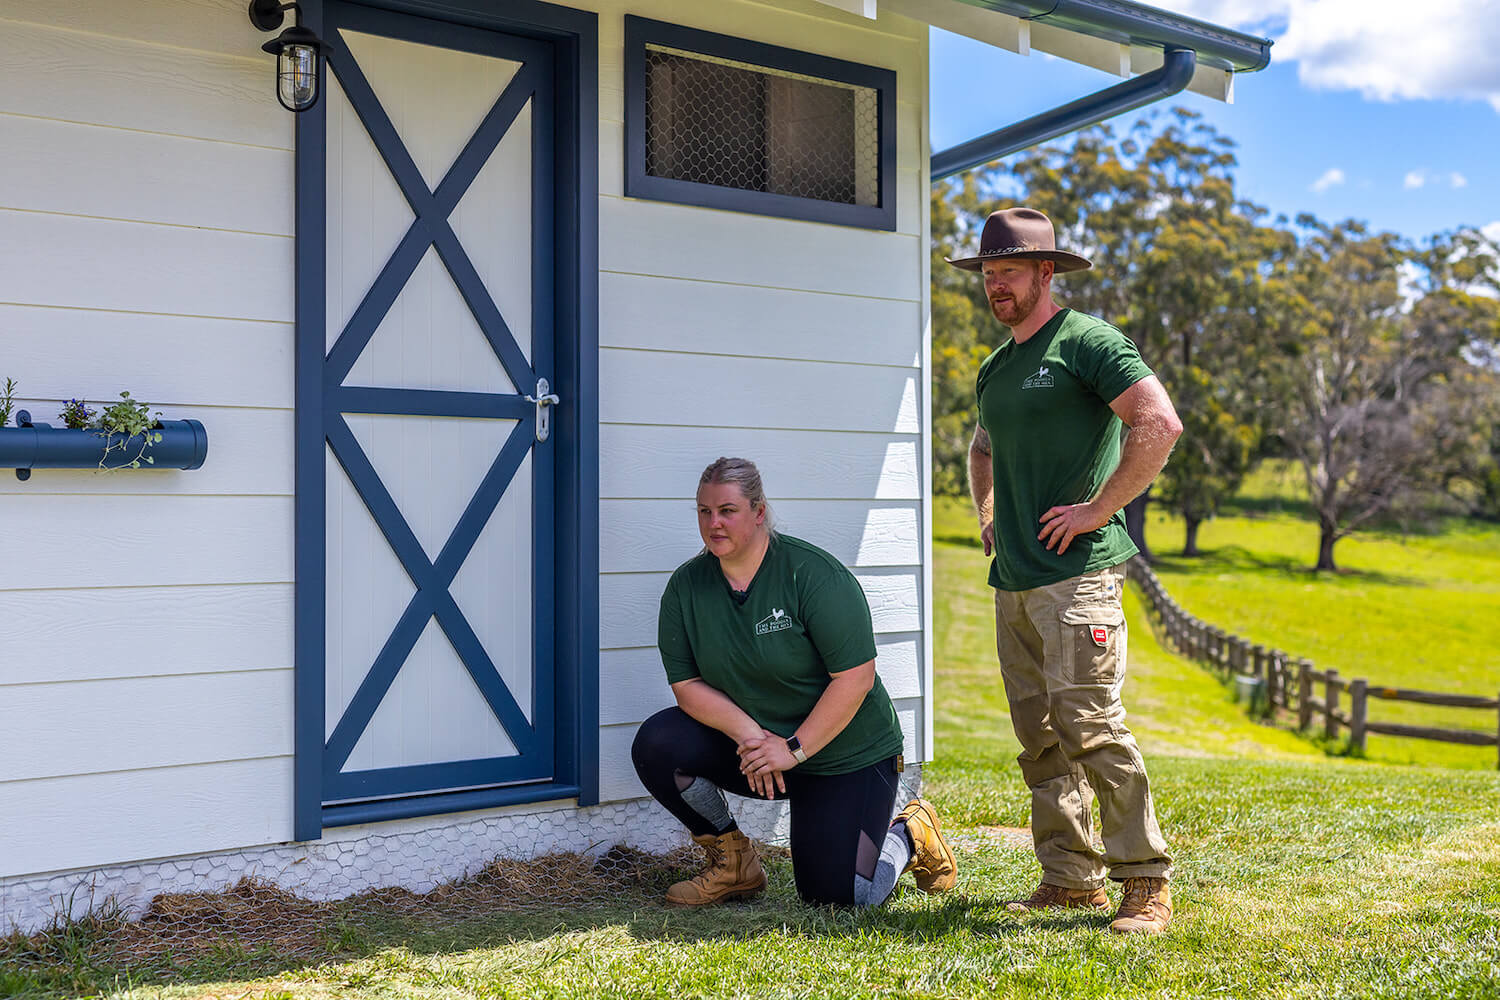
[{"xmin": 293, "ymin": 0, "xmax": 598, "ymax": 840}]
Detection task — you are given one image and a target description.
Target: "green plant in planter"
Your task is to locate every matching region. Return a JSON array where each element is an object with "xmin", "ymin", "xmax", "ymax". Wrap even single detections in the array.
[
  {"xmin": 0, "ymin": 378, "xmax": 16, "ymax": 428},
  {"xmin": 96, "ymin": 391, "xmax": 163, "ymax": 470},
  {"xmin": 59, "ymin": 398, "xmax": 95, "ymax": 430}
]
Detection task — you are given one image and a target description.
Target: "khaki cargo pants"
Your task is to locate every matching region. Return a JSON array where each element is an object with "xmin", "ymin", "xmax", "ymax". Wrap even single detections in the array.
[{"xmin": 994, "ymin": 562, "xmax": 1172, "ymax": 889}]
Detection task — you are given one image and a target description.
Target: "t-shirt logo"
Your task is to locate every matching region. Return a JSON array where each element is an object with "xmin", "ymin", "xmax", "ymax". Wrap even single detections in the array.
[
  {"xmin": 755, "ymin": 608, "xmax": 795, "ymax": 636},
  {"xmin": 1021, "ymin": 365, "xmax": 1053, "ymax": 389}
]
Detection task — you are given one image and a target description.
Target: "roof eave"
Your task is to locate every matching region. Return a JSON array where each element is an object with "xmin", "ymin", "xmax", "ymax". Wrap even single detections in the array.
[{"xmin": 953, "ymin": 0, "xmax": 1273, "ymax": 73}]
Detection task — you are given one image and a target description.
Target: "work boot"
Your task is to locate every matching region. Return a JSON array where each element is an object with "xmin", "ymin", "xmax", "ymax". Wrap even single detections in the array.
[
  {"xmin": 665, "ymin": 830, "xmax": 766, "ymax": 906},
  {"xmin": 1004, "ymin": 881, "xmax": 1110, "ymax": 914},
  {"xmin": 1109, "ymin": 876, "xmax": 1172, "ymax": 934},
  {"xmin": 894, "ymin": 799, "xmax": 957, "ymax": 893}
]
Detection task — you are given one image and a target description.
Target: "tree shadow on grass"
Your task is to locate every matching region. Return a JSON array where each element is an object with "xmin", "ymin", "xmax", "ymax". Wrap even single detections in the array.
[
  {"xmin": 1219, "ymin": 495, "xmax": 1316, "ymax": 521},
  {"xmin": 940, "ymin": 533, "xmax": 1426, "ymax": 587},
  {"xmin": 1151, "ymin": 545, "xmax": 1423, "ymax": 588},
  {"xmin": 934, "ymin": 530, "xmax": 984, "ymax": 550},
  {"xmin": 0, "ymin": 852, "xmax": 1073, "ymax": 998},
  {"xmin": 1201, "ymin": 494, "xmax": 1471, "ymax": 539}
]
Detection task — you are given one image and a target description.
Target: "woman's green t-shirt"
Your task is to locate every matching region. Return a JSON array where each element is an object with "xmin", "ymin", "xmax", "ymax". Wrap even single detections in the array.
[{"xmin": 656, "ymin": 534, "xmax": 904, "ymax": 775}]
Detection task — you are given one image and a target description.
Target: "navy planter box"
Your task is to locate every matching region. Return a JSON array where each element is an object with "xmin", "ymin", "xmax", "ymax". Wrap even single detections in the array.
[{"xmin": 0, "ymin": 410, "xmax": 208, "ymax": 481}]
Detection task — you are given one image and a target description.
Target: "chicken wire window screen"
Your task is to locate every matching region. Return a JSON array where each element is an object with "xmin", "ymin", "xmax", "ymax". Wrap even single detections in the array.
[
  {"xmin": 624, "ymin": 17, "xmax": 896, "ymax": 230},
  {"xmin": 645, "ymin": 47, "xmax": 877, "ymax": 205}
]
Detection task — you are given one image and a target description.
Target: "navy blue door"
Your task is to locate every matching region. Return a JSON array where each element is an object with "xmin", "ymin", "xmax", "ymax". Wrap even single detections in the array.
[{"xmin": 307, "ymin": 1, "xmax": 559, "ymax": 820}]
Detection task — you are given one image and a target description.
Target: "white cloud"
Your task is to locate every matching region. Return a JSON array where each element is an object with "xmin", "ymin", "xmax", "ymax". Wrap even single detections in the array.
[
  {"xmin": 1403, "ymin": 168, "xmax": 1470, "ymax": 190},
  {"xmin": 1310, "ymin": 168, "xmax": 1345, "ymax": 193},
  {"xmin": 1151, "ymin": 0, "xmax": 1500, "ymax": 111}
]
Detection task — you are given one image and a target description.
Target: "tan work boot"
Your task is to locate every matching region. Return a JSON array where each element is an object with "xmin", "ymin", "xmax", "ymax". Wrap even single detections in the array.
[
  {"xmin": 894, "ymin": 799, "xmax": 957, "ymax": 893},
  {"xmin": 1109, "ymin": 876, "xmax": 1172, "ymax": 934},
  {"xmin": 665, "ymin": 830, "xmax": 767, "ymax": 906},
  {"xmin": 1004, "ymin": 881, "xmax": 1110, "ymax": 914}
]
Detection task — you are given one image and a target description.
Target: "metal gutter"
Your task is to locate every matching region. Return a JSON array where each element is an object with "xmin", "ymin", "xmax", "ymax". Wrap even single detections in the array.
[
  {"xmin": 931, "ymin": 46, "xmax": 1195, "ymax": 180},
  {"xmin": 929, "ymin": 1, "xmax": 1272, "ymax": 180},
  {"xmin": 956, "ymin": 0, "xmax": 1272, "ymax": 72}
]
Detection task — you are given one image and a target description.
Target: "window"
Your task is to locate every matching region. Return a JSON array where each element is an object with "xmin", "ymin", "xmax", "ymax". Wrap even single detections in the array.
[{"xmin": 625, "ymin": 17, "xmax": 896, "ymax": 230}]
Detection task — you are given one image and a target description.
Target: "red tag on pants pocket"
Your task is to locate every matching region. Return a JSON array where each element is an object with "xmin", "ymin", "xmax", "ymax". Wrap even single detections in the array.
[{"xmin": 1090, "ymin": 625, "xmax": 1109, "ymax": 647}]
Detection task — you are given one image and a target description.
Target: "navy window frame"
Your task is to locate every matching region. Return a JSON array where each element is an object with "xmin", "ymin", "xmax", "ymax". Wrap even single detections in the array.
[
  {"xmin": 624, "ymin": 16, "xmax": 897, "ymax": 231},
  {"xmin": 294, "ymin": 0, "xmax": 599, "ymax": 840}
]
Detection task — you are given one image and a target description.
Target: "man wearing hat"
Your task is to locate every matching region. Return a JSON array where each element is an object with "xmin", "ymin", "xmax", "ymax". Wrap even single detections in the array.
[{"xmin": 952, "ymin": 207, "xmax": 1181, "ymax": 935}]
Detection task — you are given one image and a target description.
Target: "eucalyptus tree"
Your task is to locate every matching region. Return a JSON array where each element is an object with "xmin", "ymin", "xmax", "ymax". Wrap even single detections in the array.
[
  {"xmin": 1407, "ymin": 228, "xmax": 1500, "ymax": 521},
  {"xmin": 1138, "ymin": 206, "xmax": 1297, "ymax": 555},
  {"xmin": 1278, "ymin": 220, "xmax": 1500, "ymax": 570}
]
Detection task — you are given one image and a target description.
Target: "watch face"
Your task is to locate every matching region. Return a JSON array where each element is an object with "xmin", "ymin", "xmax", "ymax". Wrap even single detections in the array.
[{"xmin": 785, "ymin": 736, "xmax": 806, "ymax": 763}]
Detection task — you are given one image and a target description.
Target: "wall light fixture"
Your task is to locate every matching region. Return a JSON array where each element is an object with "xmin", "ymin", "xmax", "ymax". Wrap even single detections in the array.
[{"xmin": 248, "ymin": 0, "xmax": 324, "ymax": 113}]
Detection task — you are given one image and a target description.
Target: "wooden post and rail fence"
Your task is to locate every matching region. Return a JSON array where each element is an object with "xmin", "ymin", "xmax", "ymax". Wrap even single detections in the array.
[{"xmin": 1127, "ymin": 556, "xmax": 1500, "ymax": 769}]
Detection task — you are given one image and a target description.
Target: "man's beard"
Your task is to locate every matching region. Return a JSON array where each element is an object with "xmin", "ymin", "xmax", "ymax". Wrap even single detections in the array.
[{"xmin": 989, "ymin": 268, "xmax": 1045, "ymax": 326}]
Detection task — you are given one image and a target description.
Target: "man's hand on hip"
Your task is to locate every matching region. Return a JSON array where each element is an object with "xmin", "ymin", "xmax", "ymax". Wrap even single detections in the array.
[{"xmin": 1038, "ymin": 502, "xmax": 1110, "ymax": 555}]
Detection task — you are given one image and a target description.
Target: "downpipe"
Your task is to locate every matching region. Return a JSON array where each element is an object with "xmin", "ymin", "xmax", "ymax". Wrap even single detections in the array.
[{"xmin": 931, "ymin": 46, "xmax": 1196, "ymax": 181}]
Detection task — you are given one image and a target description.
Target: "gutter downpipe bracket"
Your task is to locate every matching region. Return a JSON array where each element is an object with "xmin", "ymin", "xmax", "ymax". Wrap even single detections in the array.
[{"xmin": 930, "ymin": 46, "xmax": 1196, "ymax": 182}]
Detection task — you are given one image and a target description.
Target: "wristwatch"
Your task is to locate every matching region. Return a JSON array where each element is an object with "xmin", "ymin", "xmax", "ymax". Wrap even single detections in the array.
[{"xmin": 785, "ymin": 735, "xmax": 808, "ymax": 764}]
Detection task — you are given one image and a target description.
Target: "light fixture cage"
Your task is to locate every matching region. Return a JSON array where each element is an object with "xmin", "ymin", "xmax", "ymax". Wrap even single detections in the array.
[{"xmin": 249, "ymin": 1, "xmax": 324, "ymax": 113}]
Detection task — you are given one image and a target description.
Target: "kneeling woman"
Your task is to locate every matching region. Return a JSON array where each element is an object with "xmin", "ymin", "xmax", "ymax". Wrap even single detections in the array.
[{"xmin": 632, "ymin": 457, "xmax": 956, "ymax": 907}]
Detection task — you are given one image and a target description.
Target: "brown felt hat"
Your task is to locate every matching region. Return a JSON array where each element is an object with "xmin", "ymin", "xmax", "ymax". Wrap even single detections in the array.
[{"xmin": 945, "ymin": 207, "xmax": 1092, "ymax": 274}]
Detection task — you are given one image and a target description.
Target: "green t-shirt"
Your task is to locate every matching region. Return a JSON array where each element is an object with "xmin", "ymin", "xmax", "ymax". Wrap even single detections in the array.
[
  {"xmin": 656, "ymin": 534, "xmax": 904, "ymax": 775},
  {"xmin": 976, "ymin": 308, "xmax": 1153, "ymax": 591}
]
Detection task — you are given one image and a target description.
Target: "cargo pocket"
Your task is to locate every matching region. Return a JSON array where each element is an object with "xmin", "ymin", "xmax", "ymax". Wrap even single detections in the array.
[{"xmin": 1059, "ymin": 605, "xmax": 1125, "ymax": 684}]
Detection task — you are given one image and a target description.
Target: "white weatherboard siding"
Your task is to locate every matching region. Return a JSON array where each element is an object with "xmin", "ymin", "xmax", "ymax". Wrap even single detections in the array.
[
  {"xmin": 0, "ymin": 0, "xmax": 297, "ymax": 882},
  {"xmin": 591, "ymin": 0, "xmax": 930, "ymax": 802},
  {"xmin": 0, "ymin": 0, "xmax": 931, "ymax": 894}
]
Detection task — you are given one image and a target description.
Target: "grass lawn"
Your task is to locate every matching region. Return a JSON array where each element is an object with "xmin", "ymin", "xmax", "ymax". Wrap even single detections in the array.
[
  {"xmin": 927, "ymin": 539, "xmax": 1322, "ymax": 833},
  {"xmin": 1146, "ymin": 508, "xmax": 1500, "ymax": 769},
  {"xmin": 935, "ymin": 489, "xmax": 1500, "ymax": 770},
  {"xmin": 6, "ymin": 498, "xmax": 1498, "ymax": 998},
  {"xmin": 16, "ymin": 752, "xmax": 1496, "ymax": 1000},
  {"xmin": 1173, "ymin": 462, "xmax": 1500, "ymax": 769}
]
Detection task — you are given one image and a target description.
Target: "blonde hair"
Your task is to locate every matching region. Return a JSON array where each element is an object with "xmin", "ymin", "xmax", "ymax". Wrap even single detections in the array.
[{"xmin": 698, "ymin": 456, "xmax": 776, "ymax": 535}]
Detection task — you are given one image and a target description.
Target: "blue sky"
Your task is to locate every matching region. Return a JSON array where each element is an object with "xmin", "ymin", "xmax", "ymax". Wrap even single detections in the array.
[{"xmin": 928, "ymin": 1, "xmax": 1500, "ymax": 244}]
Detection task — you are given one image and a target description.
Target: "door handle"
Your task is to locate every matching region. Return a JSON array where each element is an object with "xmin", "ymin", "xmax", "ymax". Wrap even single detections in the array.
[{"xmin": 524, "ymin": 377, "xmax": 561, "ymax": 442}]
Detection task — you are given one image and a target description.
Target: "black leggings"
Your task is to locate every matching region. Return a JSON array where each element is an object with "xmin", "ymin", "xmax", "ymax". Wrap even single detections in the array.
[{"xmin": 631, "ymin": 707, "xmax": 902, "ymax": 906}]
